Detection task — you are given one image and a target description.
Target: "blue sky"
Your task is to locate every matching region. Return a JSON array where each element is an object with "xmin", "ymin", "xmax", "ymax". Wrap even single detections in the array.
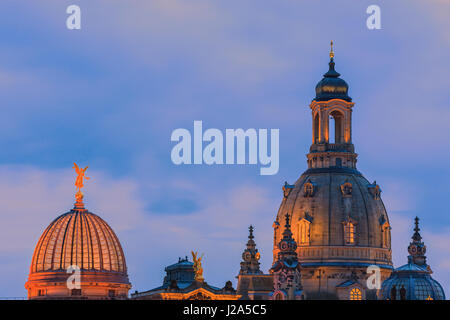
[{"xmin": 0, "ymin": 0, "xmax": 449, "ymax": 297}]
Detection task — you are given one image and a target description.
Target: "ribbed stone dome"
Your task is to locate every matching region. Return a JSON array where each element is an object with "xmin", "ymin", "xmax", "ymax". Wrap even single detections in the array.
[
  {"xmin": 25, "ymin": 200, "xmax": 130, "ymax": 299},
  {"xmin": 29, "ymin": 208, "xmax": 127, "ymax": 273}
]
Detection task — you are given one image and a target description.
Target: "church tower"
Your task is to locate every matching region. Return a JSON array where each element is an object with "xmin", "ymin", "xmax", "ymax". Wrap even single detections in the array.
[
  {"xmin": 273, "ymin": 43, "xmax": 393, "ymax": 299},
  {"xmin": 239, "ymin": 225, "xmax": 263, "ymax": 275},
  {"xmin": 236, "ymin": 226, "xmax": 273, "ymax": 300},
  {"xmin": 270, "ymin": 214, "xmax": 304, "ymax": 300},
  {"xmin": 308, "ymin": 41, "xmax": 355, "ymax": 170}
]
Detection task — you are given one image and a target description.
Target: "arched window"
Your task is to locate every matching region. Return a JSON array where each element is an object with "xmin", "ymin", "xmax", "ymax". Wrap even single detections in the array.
[
  {"xmin": 314, "ymin": 113, "xmax": 320, "ymax": 143},
  {"xmin": 344, "ymin": 221, "xmax": 356, "ymax": 245},
  {"xmin": 274, "ymin": 292, "xmax": 284, "ymax": 300},
  {"xmin": 382, "ymin": 223, "xmax": 390, "ymax": 249},
  {"xmin": 349, "ymin": 288, "xmax": 362, "ymax": 300},
  {"xmin": 298, "ymin": 219, "xmax": 311, "ymax": 246},
  {"xmin": 329, "ymin": 110, "xmax": 344, "ymax": 144}
]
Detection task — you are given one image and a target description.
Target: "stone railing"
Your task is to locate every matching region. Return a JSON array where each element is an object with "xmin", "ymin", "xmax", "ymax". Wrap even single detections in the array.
[{"xmin": 296, "ymin": 246, "xmax": 392, "ymax": 264}]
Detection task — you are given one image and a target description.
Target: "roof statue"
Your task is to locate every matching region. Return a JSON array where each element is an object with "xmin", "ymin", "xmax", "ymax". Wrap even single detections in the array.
[
  {"xmin": 73, "ymin": 162, "xmax": 90, "ymax": 202},
  {"xmin": 191, "ymin": 251, "xmax": 204, "ymax": 281}
]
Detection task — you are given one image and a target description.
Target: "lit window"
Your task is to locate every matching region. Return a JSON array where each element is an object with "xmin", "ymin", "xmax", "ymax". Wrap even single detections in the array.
[
  {"xmin": 344, "ymin": 222, "xmax": 356, "ymax": 245},
  {"xmin": 381, "ymin": 223, "xmax": 390, "ymax": 248},
  {"xmin": 274, "ymin": 293, "xmax": 284, "ymax": 300},
  {"xmin": 350, "ymin": 288, "xmax": 362, "ymax": 300},
  {"xmin": 298, "ymin": 219, "xmax": 311, "ymax": 246}
]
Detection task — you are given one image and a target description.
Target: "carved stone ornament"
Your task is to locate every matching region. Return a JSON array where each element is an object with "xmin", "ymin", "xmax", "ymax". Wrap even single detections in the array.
[
  {"xmin": 303, "ymin": 179, "xmax": 316, "ymax": 197},
  {"xmin": 368, "ymin": 181, "xmax": 381, "ymax": 200},
  {"xmin": 282, "ymin": 181, "xmax": 295, "ymax": 200},
  {"xmin": 340, "ymin": 180, "xmax": 352, "ymax": 197}
]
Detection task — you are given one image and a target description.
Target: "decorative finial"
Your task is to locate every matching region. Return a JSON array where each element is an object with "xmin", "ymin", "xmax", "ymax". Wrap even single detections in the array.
[
  {"xmin": 191, "ymin": 251, "xmax": 204, "ymax": 281},
  {"xmin": 412, "ymin": 216, "xmax": 422, "ymax": 242},
  {"xmin": 73, "ymin": 162, "xmax": 90, "ymax": 204},
  {"xmin": 330, "ymin": 40, "xmax": 334, "ymax": 59},
  {"xmin": 285, "ymin": 213, "xmax": 290, "ymax": 228},
  {"xmin": 249, "ymin": 225, "xmax": 254, "ymax": 240}
]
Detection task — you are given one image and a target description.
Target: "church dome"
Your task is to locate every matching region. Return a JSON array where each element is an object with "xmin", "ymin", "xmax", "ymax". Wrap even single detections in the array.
[
  {"xmin": 273, "ymin": 44, "xmax": 392, "ymax": 299},
  {"xmin": 380, "ymin": 264, "xmax": 445, "ymax": 300},
  {"xmin": 275, "ymin": 169, "xmax": 392, "ymax": 269},
  {"xmin": 25, "ymin": 171, "xmax": 131, "ymax": 299}
]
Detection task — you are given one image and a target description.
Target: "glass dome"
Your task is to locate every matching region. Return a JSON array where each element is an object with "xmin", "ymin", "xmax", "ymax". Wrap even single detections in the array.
[
  {"xmin": 379, "ymin": 217, "xmax": 446, "ymax": 300},
  {"xmin": 380, "ymin": 263, "xmax": 445, "ymax": 300}
]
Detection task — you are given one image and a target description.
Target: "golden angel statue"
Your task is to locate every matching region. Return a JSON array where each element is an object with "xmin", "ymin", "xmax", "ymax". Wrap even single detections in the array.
[
  {"xmin": 191, "ymin": 251, "xmax": 204, "ymax": 281},
  {"xmin": 73, "ymin": 163, "xmax": 90, "ymax": 201}
]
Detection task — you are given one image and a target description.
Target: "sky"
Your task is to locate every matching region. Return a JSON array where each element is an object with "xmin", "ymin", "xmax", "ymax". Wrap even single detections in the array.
[{"xmin": 0, "ymin": 0, "xmax": 449, "ymax": 298}]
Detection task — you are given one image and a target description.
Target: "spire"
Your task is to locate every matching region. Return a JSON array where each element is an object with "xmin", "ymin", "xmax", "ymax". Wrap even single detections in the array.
[
  {"xmin": 407, "ymin": 217, "xmax": 427, "ymax": 267},
  {"xmin": 277, "ymin": 213, "xmax": 298, "ymax": 256},
  {"xmin": 329, "ymin": 40, "xmax": 334, "ymax": 59},
  {"xmin": 270, "ymin": 214, "xmax": 303, "ymax": 299},
  {"xmin": 239, "ymin": 225, "xmax": 262, "ymax": 275},
  {"xmin": 282, "ymin": 213, "xmax": 294, "ymax": 240},
  {"xmin": 412, "ymin": 216, "xmax": 422, "ymax": 242},
  {"xmin": 249, "ymin": 225, "xmax": 254, "ymax": 241},
  {"xmin": 324, "ymin": 41, "xmax": 340, "ymax": 78}
]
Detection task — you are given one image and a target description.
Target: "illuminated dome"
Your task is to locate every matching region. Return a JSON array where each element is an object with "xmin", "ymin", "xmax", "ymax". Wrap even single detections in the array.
[
  {"xmin": 29, "ymin": 207, "xmax": 127, "ymax": 274},
  {"xmin": 314, "ymin": 58, "xmax": 351, "ymax": 102},
  {"xmin": 273, "ymin": 45, "xmax": 392, "ymax": 299},
  {"xmin": 25, "ymin": 167, "xmax": 131, "ymax": 299}
]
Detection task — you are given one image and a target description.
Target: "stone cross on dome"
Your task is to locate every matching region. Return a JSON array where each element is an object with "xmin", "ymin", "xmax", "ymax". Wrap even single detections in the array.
[
  {"xmin": 248, "ymin": 225, "xmax": 254, "ymax": 240},
  {"xmin": 282, "ymin": 213, "xmax": 294, "ymax": 240}
]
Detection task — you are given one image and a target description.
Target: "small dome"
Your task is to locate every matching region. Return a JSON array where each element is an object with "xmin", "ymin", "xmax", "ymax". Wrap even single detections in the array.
[
  {"xmin": 380, "ymin": 263, "xmax": 445, "ymax": 300},
  {"xmin": 314, "ymin": 58, "xmax": 351, "ymax": 102},
  {"xmin": 379, "ymin": 217, "xmax": 446, "ymax": 300}
]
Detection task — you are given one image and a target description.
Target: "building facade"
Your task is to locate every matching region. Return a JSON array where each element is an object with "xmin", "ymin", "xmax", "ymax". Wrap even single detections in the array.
[{"xmin": 131, "ymin": 257, "xmax": 239, "ymax": 300}]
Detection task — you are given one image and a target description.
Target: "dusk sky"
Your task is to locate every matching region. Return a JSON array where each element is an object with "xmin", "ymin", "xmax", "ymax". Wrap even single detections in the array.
[{"xmin": 0, "ymin": 0, "xmax": 449, "ymax": 297}]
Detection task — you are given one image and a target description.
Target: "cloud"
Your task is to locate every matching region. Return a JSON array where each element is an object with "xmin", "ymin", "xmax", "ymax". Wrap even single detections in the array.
[{"xmin": 0, "ymin": 165, "xmax": 147, "ymax": 297}]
